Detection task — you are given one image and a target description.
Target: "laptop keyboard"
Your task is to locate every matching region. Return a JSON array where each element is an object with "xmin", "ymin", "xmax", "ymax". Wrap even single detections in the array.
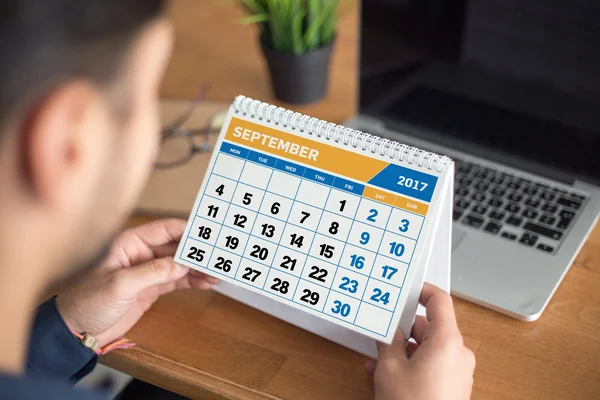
[
  {"xmin": 354, "ymin": 84, "xmax": 592, "ymax": 254},
  {"xmin": 452, "ymin": 159, "xmax": 587, "ymax": 254}
]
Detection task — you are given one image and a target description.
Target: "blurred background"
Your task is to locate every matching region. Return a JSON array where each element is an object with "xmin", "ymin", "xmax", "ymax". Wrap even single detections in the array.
[{"xmin": 159, "ymin": 0, "xmax": 358, "ymax": 120}]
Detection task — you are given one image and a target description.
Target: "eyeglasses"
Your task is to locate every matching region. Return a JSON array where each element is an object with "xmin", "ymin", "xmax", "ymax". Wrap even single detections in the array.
[{"xmin": 155, "ymin": 84, "xmax": 224, "ymax": 169}]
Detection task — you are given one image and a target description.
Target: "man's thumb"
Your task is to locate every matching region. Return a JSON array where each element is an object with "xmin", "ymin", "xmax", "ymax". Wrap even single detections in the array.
[{"xmin": 115, "ymin": 257, "xmax": 189, "ymax": 297}]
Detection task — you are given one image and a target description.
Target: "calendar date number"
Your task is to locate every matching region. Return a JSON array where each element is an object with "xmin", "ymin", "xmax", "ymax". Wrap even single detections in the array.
[
  {"xmin": 214, "ymin": 257, "xmax": 232, "ymax": 272},
  {"xmin": 308, "ymin": 266, "xmax": 327, "ymax": 283},
  {"xmin": 186, "ymin": 247, "xmax": 205, "ymax": 263},
  {"xmin": 270, "ymin": 278, "xmax": 290, "ymax": 294},
  {"xmin": 300, "ymin": 289, "xmax": 320, "ymax": 306},
  {"xmin": 241, "ymin": 267, "xmax": 261, "ymax": 282}
]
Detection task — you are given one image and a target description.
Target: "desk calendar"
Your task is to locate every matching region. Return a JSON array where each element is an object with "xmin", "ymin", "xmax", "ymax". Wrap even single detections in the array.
[{"xmin": 174, "ymin": 96, "xmax": 454, "ymax": 345}]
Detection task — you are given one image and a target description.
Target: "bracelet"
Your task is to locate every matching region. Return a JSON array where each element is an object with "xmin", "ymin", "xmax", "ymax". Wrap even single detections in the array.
[{"xmin": 70, "ymin": 330, "xmax": 136, "ymax": 355}]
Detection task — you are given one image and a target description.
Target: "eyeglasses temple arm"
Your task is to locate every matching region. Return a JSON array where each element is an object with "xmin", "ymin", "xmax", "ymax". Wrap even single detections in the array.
[{"xmin": 164, "ymin": 83, "xmax": 211, "ymax": 133}]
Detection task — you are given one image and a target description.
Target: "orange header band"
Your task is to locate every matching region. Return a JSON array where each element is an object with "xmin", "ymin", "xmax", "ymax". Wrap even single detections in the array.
[
  {"xmin": 363, "ymin": 186, "xmax": 396, "ymax": 206},
  {"xmin": 363, "ymin": 186, "xmax": 429, "ymax": 215},
  {"xmin": 226, "ymin": 117, "xmax": 388, "ymax": 182},
  {"xmin": 395, "ymin": 195, "xmax": 429, "ymax": 215},
  {"xmin": 225, "ymin": 117, "xmax": 430, "ymax": 216}
]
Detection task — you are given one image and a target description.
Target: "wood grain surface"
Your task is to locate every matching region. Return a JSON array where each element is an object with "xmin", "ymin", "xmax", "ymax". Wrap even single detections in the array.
[{"xmin": 101, "ymin": 1, "xmax": 600, "ymax": 399}]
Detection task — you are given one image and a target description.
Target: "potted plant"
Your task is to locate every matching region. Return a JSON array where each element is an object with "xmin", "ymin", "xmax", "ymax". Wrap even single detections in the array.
[{"xmin": 238, "ymin": 0, "xmax": 342, "ymax": 104}]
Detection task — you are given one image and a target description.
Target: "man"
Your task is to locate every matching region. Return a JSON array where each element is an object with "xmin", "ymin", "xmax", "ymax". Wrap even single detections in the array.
[{"xmin": 0, "ymin": 1, "xmax": 475, "ymax": 399}]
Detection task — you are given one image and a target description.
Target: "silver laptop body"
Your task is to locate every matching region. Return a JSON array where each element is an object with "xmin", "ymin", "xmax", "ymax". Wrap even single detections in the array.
[{"xmin": 353, "ymin": 1, "xmax": 600, "ymax": 320}]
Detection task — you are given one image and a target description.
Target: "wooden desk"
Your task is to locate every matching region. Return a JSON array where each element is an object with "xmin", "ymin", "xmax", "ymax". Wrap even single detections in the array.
[{"xmin": 102, "ymin": 1, "xmax": 600, "ymax": 399}]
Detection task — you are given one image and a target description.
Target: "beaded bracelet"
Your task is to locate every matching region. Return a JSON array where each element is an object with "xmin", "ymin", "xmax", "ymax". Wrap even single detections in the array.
[{"xmin": 70, "ymin": 330, "xmax": 136, "ymax": 355}]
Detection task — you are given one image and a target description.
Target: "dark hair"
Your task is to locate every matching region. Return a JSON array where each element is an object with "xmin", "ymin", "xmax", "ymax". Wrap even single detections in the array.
[{"xmin": 0, "ymin": 0, "xmax": 166, "ymax": 131}]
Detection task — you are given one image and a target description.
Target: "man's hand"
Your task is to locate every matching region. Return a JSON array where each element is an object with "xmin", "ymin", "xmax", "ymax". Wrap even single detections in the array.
[
  {"xmin": 56, "ymin": 219, "xmax": 219, "ymax": 346},
  {"xmin": 365, "ymin": 283, "xmax": 475, "ymax": 400}
]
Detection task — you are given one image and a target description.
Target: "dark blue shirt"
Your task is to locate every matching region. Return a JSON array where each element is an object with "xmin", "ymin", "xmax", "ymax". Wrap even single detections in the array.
[{"xmin": 0, "ymin": 298, "xmax": 107, "ymax": 399}]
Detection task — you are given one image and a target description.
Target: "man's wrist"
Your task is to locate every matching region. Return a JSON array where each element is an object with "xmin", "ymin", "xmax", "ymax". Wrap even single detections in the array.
[
  {"xmin": 27, "ymin": 298, "xmax": 99, "ymax": 383},
  {"xmin": 54, "ymin": 295, "xmax": 136, "ymax": 355},
  {"xmin": 55, "ymin": 295, "xmax": 85, "ymax": 337}
]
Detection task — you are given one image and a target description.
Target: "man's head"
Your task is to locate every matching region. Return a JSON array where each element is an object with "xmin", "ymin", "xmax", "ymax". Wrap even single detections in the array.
[{"xmin": 0, "ymin": 1, "xmax": 172, "ymax": 279}]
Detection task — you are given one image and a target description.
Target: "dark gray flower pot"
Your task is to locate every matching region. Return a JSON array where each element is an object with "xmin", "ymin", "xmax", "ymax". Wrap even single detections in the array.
[{"xmin": 261, "ymin": 40, "xmax": 334, "ymax": 105}]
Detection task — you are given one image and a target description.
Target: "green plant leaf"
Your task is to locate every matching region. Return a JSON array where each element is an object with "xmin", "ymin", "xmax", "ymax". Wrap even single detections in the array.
[
  {"xmin": 321, "ymin": 0, "xmax": 339, "ymax": 44},
  {"xmin": 231, "ymin": 0, "xmax": 342, "ymax": 53},
  {"xmin": 303, "ymin": 0, "xmax": 338, "ymax": 49},
  {"xmin": 306, "ymin": 0, "xmax": 321, "ymax": 50},
  {"xmin": 264, "ymin": 0, "xmax": 281, "ymax": 51},
  {"xmin": 239, "ymin": 0, "xmax": 265, "ymax": 13},
  {"xmin": 238, "ymin": 13, "xmax": 270, "ymax": 24},
  {"xmin": 291, "ymin": 7, "xmax": 306, "ymax": 54}
]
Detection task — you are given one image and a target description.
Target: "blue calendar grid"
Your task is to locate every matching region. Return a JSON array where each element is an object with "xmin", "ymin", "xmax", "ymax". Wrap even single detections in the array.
[
  {"xmin": 178, "ymin": 141, "xmax": 427, "ymax": 338},
  {"xmin": 203, "ymin": 175, "xmax": 421, "ymax": 244}
]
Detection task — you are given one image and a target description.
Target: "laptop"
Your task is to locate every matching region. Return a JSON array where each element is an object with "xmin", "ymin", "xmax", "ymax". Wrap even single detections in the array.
[{"xmin": 346, "ymin": 0, "xmax": 600, "ymax": 320}]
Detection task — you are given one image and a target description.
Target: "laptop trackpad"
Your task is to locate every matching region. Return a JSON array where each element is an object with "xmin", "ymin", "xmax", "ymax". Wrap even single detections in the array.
[{"xmin": 452, "ymin": 228, "xmax": 466, "ymax": 251}]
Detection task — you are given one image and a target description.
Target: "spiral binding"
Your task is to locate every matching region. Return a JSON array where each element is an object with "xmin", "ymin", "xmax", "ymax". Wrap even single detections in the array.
[{"xmin": 233, "ymin": 96, "xmax": 450, "ymax": 173}]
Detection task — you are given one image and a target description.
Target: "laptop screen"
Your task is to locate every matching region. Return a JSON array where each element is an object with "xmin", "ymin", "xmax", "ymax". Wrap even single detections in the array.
[{"xmin": 359, "ymin": 0, "xmax": 600, "ymax": 183}]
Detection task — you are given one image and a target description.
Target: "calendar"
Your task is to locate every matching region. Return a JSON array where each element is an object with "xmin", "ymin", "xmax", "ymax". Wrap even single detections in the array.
[{"xmin": 174, "ymin": 96, "xmax": 454, "ymax": 344}]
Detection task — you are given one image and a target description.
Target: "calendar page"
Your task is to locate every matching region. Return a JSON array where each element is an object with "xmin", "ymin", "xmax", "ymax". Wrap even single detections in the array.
[{"xmin": 174, "ymin": 110, "xmax": 443, "ymax": 343}]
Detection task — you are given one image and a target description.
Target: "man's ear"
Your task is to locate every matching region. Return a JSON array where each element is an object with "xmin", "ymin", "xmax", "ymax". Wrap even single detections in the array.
[{"xmin": 21, "ymin": 81, "xmax": 107, "ymax": 205}]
